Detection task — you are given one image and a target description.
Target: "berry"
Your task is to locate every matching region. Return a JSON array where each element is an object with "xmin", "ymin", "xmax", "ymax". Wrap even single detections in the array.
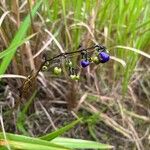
[
  {"xmin": 99, "ymin": 51, "xmax": 110, "ymax": 63},
  {"xmin": 66, "ymin": 60, "xmax": 73, "ymax": 67},
  {"xmin": 80, "ymin": 60, "xmax": 90, "ymax": 68},
  {"xmin": 70, "ymin": 75, "xmax": 76, "ymax": 80},
  {"xmin": 42, "ymin": 65, "xmax": 48, "ymax": 71},
  {"xmin": 91, "ymin": 56, "xmax": 99, "ymax": 64},
  {"xmin": 53, "ymin": 67, "xmax": 62, "ymax": 75},
  {"xmin": 75, "ymin": 75, "xmax": 80, "ymax": 80},
  {"xmin": 70, "ymin": 74, "xmax": 80, "ymax": 81}
]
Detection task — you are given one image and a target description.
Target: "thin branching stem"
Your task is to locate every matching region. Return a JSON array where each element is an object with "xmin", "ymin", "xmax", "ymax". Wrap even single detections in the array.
[{"xmin": 36, "ymin": 44, "xmax": 106, "ymax": 77}]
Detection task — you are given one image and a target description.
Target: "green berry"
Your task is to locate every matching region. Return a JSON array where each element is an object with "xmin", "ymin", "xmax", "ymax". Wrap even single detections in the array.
[
  {"xmin": 66, "ymin": 61, "xmax": 73, "ymax": 67},
  {"xmin": 91, "ymin": 56, "xmax": 99, "ymax": 64},
  {"xmin": 75, "ymin": 75, "xmax": 80, "ymax": 80},
  {"xmin": 70, "ymin": 74, "xmax": 76, "ymax": 80},
  {"xmin": 70, "ymin": 74, "xmax": 80, "ymax": 81},
  {"xmin": 42, "ymin": 65, "xmax": 48, "ymax": 71},
  {"xmin": 54, "ymin": 67, "xmax": 62, "ymax": 75}
]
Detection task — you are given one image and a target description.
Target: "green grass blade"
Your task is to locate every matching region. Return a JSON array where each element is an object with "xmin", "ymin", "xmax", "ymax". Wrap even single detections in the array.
[
  {"xmin": 40, "ymin": 118, "xmax": 82, "ymax": 140},
  {"xmin": 2, "ymin": 141, "xmax": 69, "ymax": 150},
  {"xmin": 0, "ymin": 133, "xmax": 69, "ymax": 150},
  {"xmin": 0, "ymin": 33, "xmax": 37, "ymax": 59},
  {"xmin": 51, "ymin": 137, "xmax": 113, "ymax": 149},
  {"xmin": 0, "ymin": 0, "xmax": 42, "ymax": 75},
  {"xmin": 17, "ymin": 90, "xmax": 38, "ymax": 135}
]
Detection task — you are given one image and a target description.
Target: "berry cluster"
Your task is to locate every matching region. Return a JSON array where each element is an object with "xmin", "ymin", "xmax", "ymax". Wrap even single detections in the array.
[
  {"xmin": 41, "ymin": 44, "xmax": 110, "ymax": 80},
  {"xmin": 80, "ymin": 46, "xmax": 110, "ymax": 68}
]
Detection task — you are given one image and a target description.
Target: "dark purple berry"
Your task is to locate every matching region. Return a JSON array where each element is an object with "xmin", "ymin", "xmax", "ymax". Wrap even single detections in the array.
[
  {"xmin": 99, "ymin": 51, "xmax": 110, "ymax": 63},
  {"xmin": 80, "ymin": 60, "xmax": 90, "ymax": 68}
]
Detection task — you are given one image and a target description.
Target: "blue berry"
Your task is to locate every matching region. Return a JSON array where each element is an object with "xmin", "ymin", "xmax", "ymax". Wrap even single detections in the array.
[
  {"xmin": 99, "ymin": 51, "xmax": 110, "ymax": 63},
  {"xmin": 80, "ymin": 60, "xmax": 90, "ymax": 68}
]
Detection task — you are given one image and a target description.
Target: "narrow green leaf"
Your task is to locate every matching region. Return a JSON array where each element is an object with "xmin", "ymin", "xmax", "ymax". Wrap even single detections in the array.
[
  {"xmin": 0, "ymin": 0, "xmax": 42, "ymax": 75},
  {"xmin": 51, "ymin": 137, "xmax": 113, "ymax": 149},
  {"xmin": 0, "ymin": 33, "xmax": 37, "ymax": 59},
  {"xmin": 0, "ymin": 140, "xmax": 69, "ymax": 150},
  {"xmin": 40, "ymin": 118, "xmax": 82, "ymax": 140},
  {"xmin": 17, "ymin": 90, "xmax": 38, "ymax": 135},
  {"xmin": 0, "ymin": 133, "xmax": 69, "ymax": 150}
]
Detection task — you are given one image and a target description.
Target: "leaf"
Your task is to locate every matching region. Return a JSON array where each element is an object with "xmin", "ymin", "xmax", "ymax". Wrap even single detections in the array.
[
  {"xmin": 51, "ymin": 137, "xmax": 114, "ymax": 149},
  {"xmin": 40, "ymin": 118, "xmax": 82, "ymax": 140},
  {"xmin": 17, "ymin": 90, "xmax": 38, "ymax": 135},
  {"xmin": 0, "ymin": 33, "xmax": 37, "ymax": 59},
  {"xmin": 0, "ymin": 0, "xmax": 42, "ymax": 75},
  {"xmin": 0, "ymin": 133, "xmax": 69, "ymax": 150}
]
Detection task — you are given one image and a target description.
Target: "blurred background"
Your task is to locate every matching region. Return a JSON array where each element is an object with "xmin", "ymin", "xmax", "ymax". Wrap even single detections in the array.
[{"xmin": 0, "ymin": 0, "xmax": 150, "ymax": 149}]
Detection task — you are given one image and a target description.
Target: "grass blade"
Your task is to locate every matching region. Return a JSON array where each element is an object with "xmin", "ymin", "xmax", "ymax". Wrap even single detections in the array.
[
  {"xmin": 51, "ymin": 137, "xmax": 113, "ymax": 149},
  {"xmin": 0, "ymin": 133, "xmax": 69, "ymax": 150},
  {"xmin": 0, "ymin": 0, "xmax": 42, "ymax": 75},
  {"xmin": 0, "ymin": 33, "xmax": 37, "ymax": 59},
  {"xmin": 115, "ymin": 45, "xmax": 150, "ymax": 59},
  {"xmin": 40, "ymin": 118, "xmax": 82, "ymax": 140}
]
